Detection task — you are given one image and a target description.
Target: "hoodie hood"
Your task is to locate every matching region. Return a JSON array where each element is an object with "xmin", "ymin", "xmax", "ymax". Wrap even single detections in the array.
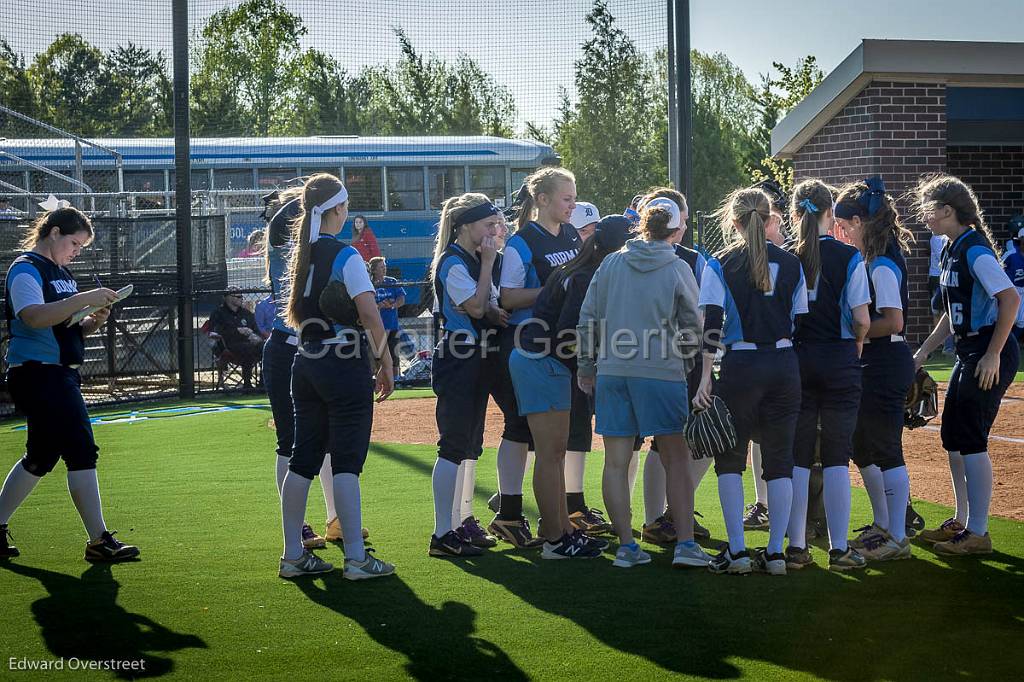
[{"xmin": 621, "ymin": 238, "xmax": 679, "ymax": 272}]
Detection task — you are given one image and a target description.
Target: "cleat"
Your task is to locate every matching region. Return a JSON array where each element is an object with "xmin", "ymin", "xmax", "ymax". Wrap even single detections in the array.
[
  {"xmin": 828, "ymin": 547, "xmax": 867, "ymax": 571},
  {"xmin": 569, "ymin": 508, "xmax": 613, "ymax": 535},
  {"xmin": 933, "ymin": 530, "xmax": 992, "ymax": 556},
  {"xmin": 859, "ymin": 533, "xmax": 912, "ymax": 562},
  {"xmin": 709, "ymin": 548, "xmax": 752, "ymax": 575},
  {"xmin": 612, "ymin": 544, "xmax": 652, "ymax": 568},
  {"xmin": 752, "ymin": 548, "xmax": 787, "ymax": 576},
  {"xmin": 0, "ymin": 524, "xmax": 19, "ymax": 558},
  {"xmin": 486, "ymin": 492, "xmax": 500, "ymax": 514},
  {"xmin": 279, "ymin": 550, "xmax": 333, "ymax": 578},
  {"xmin": 429, "ymin": 530, "xmax": 483, "ymax": 558},
  {"xmin": 571, "ymin": 529, "xmax": 609, "ymax": 552},
  {"xmin": 742, "ymin": 502, "xmax": 769, "ymax": 530},
  {"xmin": 849, "ymin": 523, "xmax": 886, "ymax": 550},
  {"xmin": 785, "ymin": 545, "xmax": 815, "ymax": 570},
  {"xmin": 488, "ymin": 516, "xmax": 544, "ymax": 549},
  {"xmin": 343, "ymin": 548, "xmax": 396, "ymax": 580},
  {"xmin": 301, "ymin": 523, "xmax": 326, "ymax": 550},
  {"xmin": 641, "ymin": 516, "xmax": 676, "ymax": 544},
  {"xmin": 672, "ymin": 542, "xmax": 712, "ymax": 568},
  {"xmin": 541, "ymin": 533, "xmax": 601, "ymax": 560},
  {"xmin": 693, "ymin": 511, "xmax": 711, "ymax": 540},
  {"xmin": 454, "ymin": 517, "xmax": 497, "ymax": 549},
  {"xmin": 918, "ymin": 518, "xmax": 964, "ymax": 545},
  {"xmin": 906, "ymin": 502, "xmax": 925, "ymax": 538},
  {"xmin": 84, "ymin": 531, "xmax": 139, "ymax": 563},
  {"xmin": 324, "ymin": 517, "xmax": 369, "ymax": 542}
]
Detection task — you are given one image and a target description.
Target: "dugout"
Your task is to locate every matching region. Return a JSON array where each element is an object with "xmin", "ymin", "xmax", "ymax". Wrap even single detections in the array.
[{"xmin": 772, "ymin": 39, "xmax": 1024, "ymax": 342}]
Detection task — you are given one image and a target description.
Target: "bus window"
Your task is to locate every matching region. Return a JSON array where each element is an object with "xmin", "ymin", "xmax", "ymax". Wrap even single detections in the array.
[
  {"xmin": 428, "ymin": 166, "xmax": 466, "ymax": 209},
  {"xmin": 169, "ymin": 170, "xmax": 213, "ymax": 191},
  {"xmin": 387, "ymin": 167, "xmax": 425, "ymax": 211},
  {"xmin": 345, "ymin": 167, "xmax": 383, "ymax": 212},
  {"xmin": 258, "ymin": 168, "xmax": 301, "ymax": 189},
  {"xmin": 511, "ymin": 169, "xmax": 533, "ymax": 197},
  {"xmin": 213, "ymin": 169, "xmax": 254, "ymax": 190},
  {"xmin": 469, "ymin": 166, "xmax": 506, "ymax": 206}
]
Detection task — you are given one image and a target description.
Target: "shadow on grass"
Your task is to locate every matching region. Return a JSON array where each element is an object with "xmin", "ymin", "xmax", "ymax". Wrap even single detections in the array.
[
  {"xmin": 0, "ymin": 562, "xmax": 207, "ymax": 678},
  {"xmin": 291, "ymin": 573, "xmax": 527, "ymax": 681}
]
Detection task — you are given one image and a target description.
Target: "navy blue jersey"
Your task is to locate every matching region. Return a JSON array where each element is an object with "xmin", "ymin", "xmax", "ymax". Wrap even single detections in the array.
[
  {"xmin": 500, "ymin": 221, "xmax": 581, "ymax": 325},
  {"xmin": 266, "ymin": 198, "xmax": 300, "ymax": 334},
  {"xmin": 866, "ymin": 240, "xmax": 911, "ymax": 336},
  {"xmin": 518, "ymin": 265, "xmax": 598, "ymax": 367},
  {"xmin": 296, "ymin": 235, "xmax": 375, "ymax": 343},
  {"xmin": 794, "ymin": 236, "xmax": 871, "ymax": 341},
  {"xmin": 674, "ymin": 244, "xmax": 707, "ymax": 286},
  {"xmin": 940, "ymin": 228, "xmax": 1014, "ymax": 337},
  {"xmin": 5, "ymin": 252, "xmax": 85, "ymax": 366},
  {"xmin": 699, "ymin": 242, "xmax": 809, "ymax": 347},
  {"xmin": 434, "ymin": 243, "xmax": 495, "ymax": 342}
]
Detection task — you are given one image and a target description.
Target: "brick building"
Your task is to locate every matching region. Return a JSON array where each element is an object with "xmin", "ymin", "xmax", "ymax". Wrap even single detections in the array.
[{"xmin": 772, "ymin": 40, "xmax": 1024, "ymax": 342}]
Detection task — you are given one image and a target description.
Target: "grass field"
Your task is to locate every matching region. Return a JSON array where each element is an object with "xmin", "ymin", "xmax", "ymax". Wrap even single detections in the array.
[{"xmin": 1, "ymin": 399, "xmax": 1023, "ymax": 681}]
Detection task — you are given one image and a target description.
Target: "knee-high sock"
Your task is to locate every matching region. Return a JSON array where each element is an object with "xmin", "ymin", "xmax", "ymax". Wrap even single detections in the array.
[
  {"xmin": 948, "ymin": 451, "xmax": 969, "ymax": 524},
  {"xmin": 691, "ymin": 455, "xmax": 712, "ymax": 494},
  {"xmin": 0, "ymin": 461, "xmax": 41, "ymax": 525},
  {"xmin": 823, "ymin": 465, "xmax": 852, "ymax": 552},
  {"xmin": 962, "ymin": 452, "xmax": 992, "ymax": 536},
  {"xmin": 718, "ymin": 473, "xmax": 746, "ymax": 555},
  {"xmin": 451, "ymin": 460, "xmax": 467, "ymax": 530},
  {"xmin": 67, "ymin": 469, "xmax": 107, "ymax": 541},
  {"xmin": 767, "ymin": 478, "xmax": 793, "ymax": 555},
  {"xmin": 496, "ymin": 439, "xmax": 528, "ymax": 495},
  {"xmin": 564, "ymin": 451, "xmax": 586, "ymax": 494},
  {"xmin": 627, "ymin": 451, "xmax": 639, "ymax": 500},
  {"xmin": 883, "ymin": 466, "xmax": 910, "ymax": 542},
  {"xmin": 751, "ymin": 444, "xmax": 768, "ymax": 505},
  {"xmin": 334, "ymin": 473, "xmax": 365, "ymax": 562},
  {"xmin": 276, "ymin": 455, "xmax": 290, "ymax": 499},
  {"xmin": 433, "ymin": 458, "xmax": 459, "ymax": 539},
  {"xmin": 281, "ymin": 472, "xmax": 312, "ymax": 560},
  {"xmin": 460, "ymin": 459, "xmax": 477, "ymax": 523},
  {"xmin": 787, "ymin": 467, "xmax": 811, "ymax": 550},
  {"xmin": 643, "ymin": 450, "xmax": 667, "ymax": 524},
  {"xmin": 858, "ymin": 464, "xmax": 889, "ymax": 531},
  {"xmin": 319, "ymin": 453, "xmax": 336, "ymax": 523}
]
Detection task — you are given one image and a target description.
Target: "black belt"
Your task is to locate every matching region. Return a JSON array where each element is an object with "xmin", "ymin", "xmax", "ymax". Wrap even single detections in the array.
[{"xmin": 270, "ymin": 329, "xmax": 298, "ymax": 346}]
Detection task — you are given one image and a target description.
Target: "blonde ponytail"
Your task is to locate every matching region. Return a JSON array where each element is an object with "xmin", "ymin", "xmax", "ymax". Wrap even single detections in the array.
[
  {"xmin": 430, "ymin": 192, "xmax": 493, "ymax": 281},
  {"xmin": 713, "ymin": 187, "xmax": 773, "ymax": 292}
]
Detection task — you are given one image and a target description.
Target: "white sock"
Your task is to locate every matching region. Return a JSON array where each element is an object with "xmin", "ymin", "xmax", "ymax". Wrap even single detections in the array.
[
  {"xmin": 0, "ymin": 461, "xmax": 41, "ymax": 525},
  {"xmin": 691, "ymin": 455, "xmax": 712, "ymax": 494},
  {"xmin": 823, "ymin": 466, "xmax": 852, "ymax": 552},
  {"xmin": 787, "ymin": 467, "xmax": 811, "ymax": 549},
  {"xmin": 319, "ymin": 453, "xmax": 337, "ymax": 523},
  {"xmin": 962, "ymin": 452, "xmax": 993, "ymax": 536},
  {"xmin": 564, "ymin": 451, "xmax": 586, "ymax": 493},
  {"xmin": 451, "ymin": 461, "xmax": 467, "ymax": 530},
  {"xmin": 883, "ymin": 466, "xmax": 910, "ymax": 542},
  {"xmin": 281, "ymin": 472, "xmax": 312, "ymax": 560},
  {"xmin": 627, "ymin": 451, "xmax": 639, "ymax": 499},
  {"xmin": 460, "ymin": 459, "xmax": 477, "ymax": 522},
  {"xmin": 275, "ymin": 456, "xmax": 290, "ymax": 499},
  {"xmin": 643, "ymin": 450, "xmax": 667, "ymax": 524},
  {"xmin": 496, "ymin": 439, "xmax": 528, "ymax": 495},
  {"xmin": 334, "ymin": 473, "xmax": 365, "ymax": 562},
  {"xmin": 751, "ymin": 444, "xmax": 768, "ymax": 505},
  {"xmin": 526, "ymin": 451, "xmax": 535, "ymax": 475},
  {"xmin": 718, "ymin": 473, "xmax": 746, "ymax": 555},
  {"xmin": 948, "ymin": 451, "xmax": 969, "ymax": 524},
  {"xmin": 859, "ymin": 464, "xmax": 889, "ymax": 530},
  {"xmin": 67, "ymin": 469, "xmax": 107, "ymax": 541},
  {"xmin": 767, "ymin": 477, "xmax": 793, "ymax": 555},
  {"xmin": 433, "ymin": 458, "xmax": 459, "ymax": 539}
]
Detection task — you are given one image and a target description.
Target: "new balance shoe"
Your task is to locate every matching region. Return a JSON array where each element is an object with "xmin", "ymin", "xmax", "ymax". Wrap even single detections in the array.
[
  {"xmin": 571, "ymin": 529, "xmax": 609, "ymax": 552},
  {"xmin": 753, "ymin": 548, "xmax": 787, "ymax": 576},
  {"xmin": 918, "ymin": 518, "xmax": 965, "ymax": 545},
  {"xmin": 742, "ymin": 502, "xmax": 769, "ymax": 530},
  {"xmin": 486, "ymin": 492, "xmax": 500, "ymax": 514},
  {"xmin": 612, "ymin": 543, "xmax": 652, "ymax": 568},
  {"xmin": 279, "ymin": 550, "xmax": 333, "ymax": 578},
  {"xmin": 455, "ymin": 516, "xmax": 498, "ymax": 549},
  {"xmin": 859, "ymin": 533, "xmax": 912, "ymax": 561},
  {"xmin": 641, "ymin": 516, "xmax": 676, "ymax": 544},
  {"xmin": 324, "ymin": 517, "xmax": 370, "ymax": 542},
  {"xmin": 906, "ymin": 502, "xmax": 925, "ymax": 538},
  {"xmin": 708, "ymin": 548, "xmax": 752, "ymax": 575},
  {"xmin": 828, "ymin": 547, "xmax": 867, "ymax": 571},
  {"xmin": 344, "ymin": 549, "xmax": 396, "ymax": 580},
  {"xmin": 784, "ymin": 545, "xmax": 815, "ymax": 570},
  {"xmin": 672, "ymin": 541, "xmax": 712, "ymax": 568},
  {"xmin": 301, "ymin": 523, "xmax": 326, "ymax": 550},
  {"xmin": 429, "ymin": 530, "xmax": 484, "ymax": 558},
  {"xmin": 488, "ymin": 516, "xmax": 545, "ymax": 549},
  {"xmin": 84, "ymin": 531, "xmax": 140, "ymax": 563},
  {"xmin": 849, "ymin": 523, "xmax": 886, "ymax": 550},
  {"xmin": 541, "ymin": 533, "xmax": 601, "ymax": 560},
  {"xmin": 0, "ymin": 524, "xmax": 18, "ymax": 558},
  {"xmin": 933, "ymin": 530, "xmax": 992, "ymax": 556},
  {"xmin": 693, "ymin": 512, "xmax": 711, "ymax": 540},
  {"xmin": 569, "ymin": 508, "xmax": 613, "ymax": 535}
]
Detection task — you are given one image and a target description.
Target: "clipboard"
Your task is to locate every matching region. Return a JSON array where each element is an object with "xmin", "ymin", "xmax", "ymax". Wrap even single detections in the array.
[{"xmin": 67, "ymin": 284, "xmax": 133, "ymax": 326}]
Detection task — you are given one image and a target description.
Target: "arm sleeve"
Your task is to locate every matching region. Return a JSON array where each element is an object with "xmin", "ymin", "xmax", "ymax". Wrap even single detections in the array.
[
  {"xmin": 333, "ymin": 248, "xmax": 375, "ymax": 298},
  {"xmin": 694, "ymin": 252, "xmax": 707, "ymax": 286},
  {"xmin": 445, "ymin": 264, "xmax": 477, "ymax": 306},
  {"xmin": 967, "ymin": 247, "xmax": 1014, "ymax": 297},
  {"xmin": 792, "ymin": 267, "xmax": 809, "ymax": 315},
  {"xmin": 8, "ymin": 266, "xmax": 44, "ymax": 316},
  {"xmin": 697, "ymin": 260, "xmax": 726, "ymax": 308},
  {"xmin": 845, "ymin": 256, "xmax": 871, "ymax": 308},
  {"xmin": 702, "ymin": 305, "xmax": 724, "ymax": 353},
  {"xmin": 499, "ymin": 236, "xmax": 529, "ymax": 289},
  {"xmin": 674, "ymin": 263, "xmax": 703, "ymax": 360},
  {"xmin": 870, "ymin": 264, "xmax": 903, "ymax": 310}
]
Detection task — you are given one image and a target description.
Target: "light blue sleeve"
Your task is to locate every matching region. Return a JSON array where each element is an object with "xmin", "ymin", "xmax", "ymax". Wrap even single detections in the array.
[
  {"xmin": 697, "ymin": 259, "xmax": 726, "ymax": 308},
  {"xmin": 792, "ymin": 266, "xmax": 809, "ymax": 315},
  {"xmin": 845, "ymin": 254, "xmax": 871, "ymax": 308},
  {"xmin": 331, "ymin": 246, "xmax": 375, "ymax": 298}
]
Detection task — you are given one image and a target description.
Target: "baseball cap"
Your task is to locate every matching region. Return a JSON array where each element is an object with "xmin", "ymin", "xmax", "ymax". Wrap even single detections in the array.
[
  {"xmin": 643, "ymin": 198, "xmax": 682, "ymax": 230},
  {"xmin": 594, "ymin": 215, "xmax": 635, "ymax": 251},
  {"xmin": 570, "ymin": 201, "xmax": 601, "ymax": 230}
]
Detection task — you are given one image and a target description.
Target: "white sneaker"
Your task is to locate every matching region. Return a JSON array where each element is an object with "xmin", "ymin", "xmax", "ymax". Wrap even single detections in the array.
[
  {"xmin": 753, "ymin": 548, "xmax": 787, "ymax": 576},
  {"xmin": 672, "ymin": 542, "xmax": 712, "ymax": 568},
  {"xmin": 343, "ymin": 549, "xmax": 396, "ymax": 581},
  {"xmin": 708, "ymin": 548, "xmax": 752, "ymax": 575},
  {"xmin": 860, "ymin": 533, "xmax": 912, "ymax": 561},
  {"xmin": 612, "ymin": 544, "xmax": 652, "ymax": 568},
  {"xmin": 279, "ymin": 551, "xmax": 333, "ymax": 578}
]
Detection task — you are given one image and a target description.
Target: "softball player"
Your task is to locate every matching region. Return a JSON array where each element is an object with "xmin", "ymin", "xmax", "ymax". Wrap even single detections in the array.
[
  {"xmin": 788, "ymin": 179, "xmax": 871, "ymax": 571},
  {"xmin": 278, "ymin": 173, "xmax": 395, "ymax": 580},
  {"xmin": 0, "ymin": 205, "xmax": 138, "ymax": 562},
  {"xmin": 834, "ymin": 176, "xmax": 916, "ymax": 562},
  {"xmin": 913, "ymin": 175, "xmax": 1020, "ymax": 556},
  {"xmin": 694, "ymin": 187, "xmax": 808, "ymax": 576}
]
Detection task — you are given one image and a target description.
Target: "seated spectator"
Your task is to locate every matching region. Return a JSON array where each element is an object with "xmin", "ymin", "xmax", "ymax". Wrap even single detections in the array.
[
  {"xmin": 209, "ymin": 287, "xmax": 263, "ymax": 389},
  {"xmin": 0, "ymin": 196, "xmax": 16, "ymax": 219},
  {"xmin": 351, "ymin": 215, "xmax": 381, "ymax": 261},
  {"xmin": 369, "ymin": 256, "xmax": 405, "ymax": 370},
  {"xmin": 239, "ymin": 229, "xmax": 265, "ymax": 258},
  {"xmin": 254, "ymin": 294, "xmax": 275, "ymax": 340}
]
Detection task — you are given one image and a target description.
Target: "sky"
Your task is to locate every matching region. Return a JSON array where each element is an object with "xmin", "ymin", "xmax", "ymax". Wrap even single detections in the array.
[{"xmin": 2, "ymin": 0, "xmax": 1023, "ymax": 129}]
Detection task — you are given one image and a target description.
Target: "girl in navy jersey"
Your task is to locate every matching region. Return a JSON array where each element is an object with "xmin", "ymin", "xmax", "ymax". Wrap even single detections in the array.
[
  {"xmin": 913, "ymin": 175, "xmax": 1019, "ymax": 556},
  {"xmin": 788, "ymin": 179, "xmax": 871, "ymax": 571},
  {"xmin": 834, "ymin": 176, "xmax": 916, "ymax": 562},
  {"xmin": 489, "ymin": 168, "xmax": 582, "ymax": 547},
  {"xmin": 695, "ymin": 187, "xmax": 808, "ymax": 576},
  {"xmin": 0, "ymin": 206, "xmax": 138, "ymax": 562},
  {"xmin": 278, "ymin": 173, "xmax": 395, "ymax": 580}
]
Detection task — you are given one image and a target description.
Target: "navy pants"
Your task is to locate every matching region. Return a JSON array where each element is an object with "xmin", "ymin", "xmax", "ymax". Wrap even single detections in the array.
[
  {"xmin": 263, "ymin": 331, "xmax": 297, "ymax": 460},
  {"xmin": 567, "ymin": 370, "xmax": 593, "ymax": 452},
  {"xmin": 794, "ymin": 340, "xmax": 862, "ymax": 469},
  {"xmin": 433, "ymin": 340, "xmax": 490, "ymax": 464},
  {"xmin": 289, "ymin": 342, "xmax": 374, "ymax": 479},
  {"xmin": 714, "ymin": 348, "xmax": 801, "ymax": 480},
  {"xmin": 8, "ymin": 363, "xmax": 98, "ymax": 476},
  {"xmin": 942, "ymin": 330, "xmax": 1019, "ymax": 455},
  {"xmin": 852, "ymin": 340, "xmax": 915, "ymax": 471}
]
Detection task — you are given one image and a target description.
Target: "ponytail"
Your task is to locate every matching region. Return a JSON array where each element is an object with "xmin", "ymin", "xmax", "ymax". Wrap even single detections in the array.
[
  {"xmin": 430, "ymin": 192, "xmax": 493, "ymax": 282},
  {"xmin": 790, "ymin": 179, "xmax": 835, "ymax": 288},
  {"xmin": 713, "ymin": 187, "xmax": 773, "ymax": 292},
  {"xmin": 914, "ymin": 174, "xmax": 1000, "ymax": 257},
  {"xmin": 284, "ymin": 173, "xmax": 345, "ymax": 330},
  {"xmin": 21, "ymin": 206, "xmax": 92, "ymax": 251}
]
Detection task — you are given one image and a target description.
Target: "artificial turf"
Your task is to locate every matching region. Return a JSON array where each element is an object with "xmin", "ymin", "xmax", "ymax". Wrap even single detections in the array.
[{"xmin": 0, "ymin": 402, "xmax": 1022, "ymax": 681}]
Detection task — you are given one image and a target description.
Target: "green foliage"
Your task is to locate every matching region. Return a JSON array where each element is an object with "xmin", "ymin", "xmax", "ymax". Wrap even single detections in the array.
[
  {"xmin": 0, "ymin": 39, "xmax": 38, "ymax": 123},
  {"xmin": 94, "ymin": 44, "xmax": 173, "ymax": 137},
  {"xmin": 26, "ymin": 33, "xmax": 106, "ymax": 135}
]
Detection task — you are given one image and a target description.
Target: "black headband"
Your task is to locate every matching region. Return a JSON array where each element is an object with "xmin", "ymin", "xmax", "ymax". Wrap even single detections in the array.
[{"xmin": 453, "ymin": 202, "xmax": 500, "ymax": 229}]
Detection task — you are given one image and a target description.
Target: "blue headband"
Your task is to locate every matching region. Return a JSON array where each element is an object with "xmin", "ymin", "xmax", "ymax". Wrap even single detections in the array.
[
  {"xmin": 835, "ymin": 176, "xmax": 886, "ymax": 220},
  {"xmin": 798, "ymin": 198, "xmax": 819, "ymax": 215},
  {"xmin": 453, "ymin": 202, "xmax": 500, "ymax": 228}
]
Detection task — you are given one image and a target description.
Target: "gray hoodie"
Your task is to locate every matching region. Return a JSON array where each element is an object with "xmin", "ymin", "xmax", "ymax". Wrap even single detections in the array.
[{"xmin": 576, "ymin": 238, "xmax": 702, "ymax": 382}]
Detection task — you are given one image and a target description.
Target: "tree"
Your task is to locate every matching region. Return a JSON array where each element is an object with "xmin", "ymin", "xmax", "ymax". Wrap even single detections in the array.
[
  {"xmin": 0, "ymin": 39, "xmax": 38, "ymax": 126},
  {"xmin": 289, "ymin": 49, "xmax": 363, "ymax": 136},
  {"xmin": 26, "ymin": 33, "xmax": 105, "ymax": 135},
  {"xmin": 95, "ymin": 43, "xmax": 172, "ymax": 137}
]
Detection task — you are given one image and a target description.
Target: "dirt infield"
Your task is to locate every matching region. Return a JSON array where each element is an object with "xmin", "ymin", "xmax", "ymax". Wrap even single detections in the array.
[{"xmin": 371, "ymin": 384, "xmax": 1024, "ymax": 521}]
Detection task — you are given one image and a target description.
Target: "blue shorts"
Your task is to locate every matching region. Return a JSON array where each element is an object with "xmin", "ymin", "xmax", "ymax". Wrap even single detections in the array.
[
  {"xmin": 509, "ymin": 349, "xmax": 572, "ymax": 416},
  {"xmin": 595, "ymin": 375, "xmax": 688, "ymax": 438}
]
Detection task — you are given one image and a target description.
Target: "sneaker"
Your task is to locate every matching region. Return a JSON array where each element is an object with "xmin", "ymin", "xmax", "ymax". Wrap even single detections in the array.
[
  {"xmin": 693, "ymin": 512, "xmax": 711, "ymax": 540},
  {"xmin": 742, "ymin": 502, "xmax": 769, "ymax": 530},
  {"xmin": 672, "ymin": 542, "xmax": 712, "ymax": 568},
  {"xmin": 612, "ymin": 544, "xmax": 652, "ymax": 568},
  {"xmin": 454, "ymin": 517, "xmax": 497, "ymax": 549},
  {"xmin": 343, "ymin": 548, "xmax": 396, "ymax": 580},
  {"xmin": 849, "ymin": 523, "xmax": 886, "ymax": 550},
  {"xmin": 0, "ymin": 524, "xmax": 18, "ymax": 558},
  {"xmin": 828, "ymin": 547, "xmax": 867, "ymax": 571},
  {"xmin": 933, "ymin": 530, "xmax": 993, "ymax": 556},
  {"xmin": 785, "ymin": 545, "xmax": 815, "ymax": 570},
  {"xmin": 641, "ymin": 516, "xmax": 676, "ymax": 544},
  {"xmin": 569, "ymin": 508, "xmax": 613, "ymax": 535},
  {"xmin": 486, "ymin": 492, "xmax": 500, "ymax": 514},
  {"xmin": 429, "ymin": 530, "xmax": 484, "ymax": 558},
  {"xmin": 279, "ymin": 550, "xmax": 333, "ymax": 578},
  {"xmin": 708, "ymin": 548, "xmax": 752, "ymax": 575},
  {"xmin": 906, "ymin": 503, "xmax": 925, "ymax": 538},
  {"xmin": 918, "ymin": 518, "xmax": 965, "ymax": 545},
  {"xmin": 860, "ymin": 533, "xmax": 912, "ymax": 561},
  {"xmin": 541, "ymin": 533, "xmax": 601, "ymax": 560},
  {"xmin": 752, "ymin": 548, "xmax": 787, "ymax": 575},
  {"xmin": 488, "ymin": 516, "xmax": 545, "ymax": 549},
  {"xmin": 324, "ymin": 517, "xmax": 370, "ymax": 542},
  {"xmin": 301, "ymin": 523, "xmax": 326, "ymax": 550},
  {"xmin": 84, "ymin": 531, "xmax": 140, "ymax": 563},
  {"xmin": 571, "ymin": 529, "xmax": 609, "ymax": 552}
]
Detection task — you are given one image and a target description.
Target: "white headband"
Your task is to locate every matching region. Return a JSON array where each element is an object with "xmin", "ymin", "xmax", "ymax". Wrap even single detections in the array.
[
  {"xmin": 308, "ymin": 186, "xmax": 349, "ymax": 243},
  {"xmin": 644, "ymin": 198, "xmax": 682, "ymax": 230},
  {"xmin": 39, "ymin": 194, "xmax": 71, "ymax": 212}
]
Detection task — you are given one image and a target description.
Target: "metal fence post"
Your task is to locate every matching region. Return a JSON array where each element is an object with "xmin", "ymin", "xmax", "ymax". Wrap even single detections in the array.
[
  {"xmin": 173, "ymin": 0, "xmax": 194, "ymax": 398},
  {"xmin": 672, "ymin": 0, "xmax": 693, "ymax": 248}
]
